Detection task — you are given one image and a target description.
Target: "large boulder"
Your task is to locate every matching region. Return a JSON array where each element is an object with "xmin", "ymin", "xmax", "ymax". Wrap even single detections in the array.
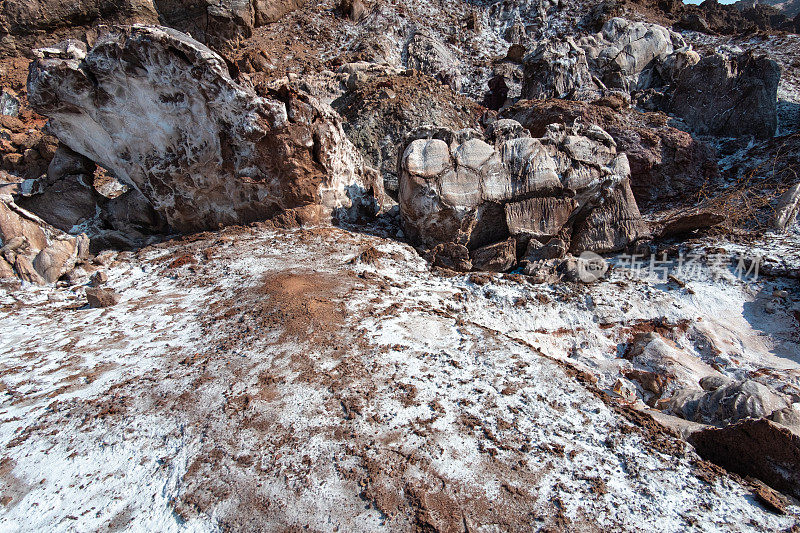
[
  {"xmin": 398, "ymin": 120, "xmax": 649, "ymax": 271},
  {"xmin": 667, "ymin": 49, "xmax": 780, "ymax": 139},
  {"xmin": 27, "ymin": 26, "xmax": 380, "ymax": 233},
  {"xmin": 503, "ymin": 98, "xmax": 719, "ymax": 206},
  {"xmin": 578, "ymin": 18, "xmax": 695, "ymax": 93}
]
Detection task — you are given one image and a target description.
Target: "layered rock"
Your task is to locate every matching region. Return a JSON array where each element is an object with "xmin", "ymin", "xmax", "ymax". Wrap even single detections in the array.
[
  {"xmin": 405, "ymin": 32, "xmax": 462, "ymax": 92},
  {"xmin": 0, "ymin": 188, "xmax": 89, "ymax": 284},
  {"xmin": 578, "ymin": 18, "xmax": 696, "ymax": 93},
  {"xmin": 667, "ymin": 49, "xmax": 781, "ymax": 139},
  {"xmin": 154, "ymin": 0, "xmax": 304, "ymax": 50},
  {"xmin": 398, "ymin": 120, "xmax": 649, "ymax": 272},
  {"xmin": 521, "ymin": 38, "xmax": 597, "ymax": 100},
  {"xmin": 27, "ymin": 26, "xmax": 380, "ymax": 233},
  {"xmin": 503, "ymin": 98, "xmax": 719, "ymax": 206}
]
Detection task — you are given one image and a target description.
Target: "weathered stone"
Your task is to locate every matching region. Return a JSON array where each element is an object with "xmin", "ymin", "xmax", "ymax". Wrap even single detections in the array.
[
  {"xmin": 689, "ymin": 419, "xmax": 800, "ymax": 500},
  {"xmin": 503, "ymin": 98, "xmax": 719, "ymax": 206},
  {"xmin": 522, "ymin": 38, "xmax": 597, "ymax": 100},
  {"xmin": 570, "ymin": 181, "xmax": 649, "ymax": 254},
  {"xmin": 406, "ymin": 32, "xmax": 462, "ymax": 92},
  {"xmin": 578, "ymin": 18, "xmax": 692, "ymax": 93},
  {"xmin": 665, "ymin": 379, "xmax": 791, "ymax": 426},
  {"xmin": 470, "ymin": 238, "xmax": 517, "ymax": 272},
  {"xmin": 668, "ymin": 50, "xmax": 780, "ymax": 139},
  {"xmin": 505, "ymin": 197, "xmax": 576, "ymax": 239},
  {"xmin": 399, "ymin": 120, "xmax": 647, "ymax": 270},
  {"xmin": 86, "ymin": 287, "xmax": 121, "ymax": 308},
  {"xmin": 427, "ymin": 242, "xmax": 472, "ymax": 272},
  {"xmin": 28, "ymin": 26, "xmax": 379, "ymax": 233}
]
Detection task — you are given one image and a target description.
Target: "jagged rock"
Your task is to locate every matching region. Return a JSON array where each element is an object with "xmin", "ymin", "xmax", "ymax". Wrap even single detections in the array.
[
  {"xmin": 502, "ymin": 98, "xmax": 719, "ymax": 206},
  {"xmin": 664, "ymin": 379, "xmax": 791, "ymax": 426},
  {"xmin": 0, "ymin": 0, "xmax": 158, "ymax": 54},
  {"xmin": 569, "ymin": 178, "xmax": 649, "ymax": 254},
  {"xmin": 153, "ymin": 0, "xmax": 304, "ymax": 50},
  {"xmin": 405, "ymin": 32, "xmax": 462, "ymax": 92},
  {"xmin": 85, "ymin": 286, "xmax": 120, "ymax": 307},
  {"xmin": 521, "ymin": 38, "xmax": 597, "ymax": 100},
  {"xmin": 427, "ymin": 242, "xmax": 472, "ymax": 272},
  {"xmin": 0, "ymin": 197, "xmax": 89, "ymax": 284},
  {"xmin": 28, "ymin": 26, "xmax": 380, "ymax": 233},
  {"xmin": 398, "ymin": 120, "xmax": 648, "ymax": 270},
  {"xmin": 470, "ymin": 238, "xmax": 517, "ymax": 272},
  {"xmin": 578, "ymin": 18, "xmax": 692, "ymax": 93},
  {"xmin": 668, "ymin": 50, "xmax": 780, "ymax": 139},
  {"xmin": 338, "ymin": 0, "xmax": 367, "ymax": 21},
  {"xmin": 627, "ymin": 332, "xmax": 724, "ymax": 401},
  {"xmin": 16, "ymin": 145, "xmax": 98, "ymax": 233},
  {"xmin": 689, "ymin": 419, "xmax": 800, "ymax": 500}
]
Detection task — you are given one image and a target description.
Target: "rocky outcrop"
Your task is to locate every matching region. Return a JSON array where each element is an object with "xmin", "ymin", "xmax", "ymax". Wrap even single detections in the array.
[
  {"xmin": 398, "ymin": 120, "xmax": 649, "ymax": 272},
  {"xmin": 332, "ymin": 69, "xmax": 482, "ymax": 198},
  {"xmin": 0, "ymin": 0, "xmax": 158, "ymax": 56},
  {"xmin": 664, "ymin": 379, "xmax": 791, "ymax": 426},
  {"xmin": 667, "ymin": 49, "xmax": 780, "ymax": 139},
  {"xmin": 578, "ymin": 18, "xmax": 695, "ymax": 93},
  {"xmin": 27, "ymin": 26, "xmax": 380, "ymax": 233},
  {"xmin": 521, "ymin": 38, "xmax": 598, "ymax": 100},
  {"xmin": 154, "ymin": 0, "xmax": 304, "ymax": 51},
  {"xmin": 689, "ymin": 419, "xmax": 800, "ymax": 500},
  {"xmin": 405, "ymin": 32, "xmax": 462, "ymax": 92},
  {"xmin": 0, "ymin": 190, "xmax": 89, "ymax": 284},
  {"xmin": 503, "ymin": 98, "xmax": 719, "ymax": 206}
]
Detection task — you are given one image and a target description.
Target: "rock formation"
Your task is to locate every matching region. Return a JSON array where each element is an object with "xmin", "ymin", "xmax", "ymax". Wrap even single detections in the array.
[
  {"xmin": 668, "ymin": 49, "xmax": 781, "ymax": 139},
  {"xmin": 503, "ymin": 98, "xmax": 719, "ymax": 206},
  {"xmin": 27, "ymin": 26, "xmax": 381, "ymax": 233},
  {"xmin": 398, "ymin": 120, "xmax": 649, "ymax": 271},
  {"xmin": 664, "ymin": 379, "xmax": 791, "ymax": 426},
  {"xmin": 521, "ymin": 38, "xmax": 597, "ymax": 100},
  {"xmin": 0, "ymin": 188, "xmax": 89, "ymax": 284},
  {"xmin": 578, "ymin": 18, "xmax": 694, "ymax": 93},
  {"xmin": 689, "ymin": 419, "xmax": 800, "ymax": 500}
]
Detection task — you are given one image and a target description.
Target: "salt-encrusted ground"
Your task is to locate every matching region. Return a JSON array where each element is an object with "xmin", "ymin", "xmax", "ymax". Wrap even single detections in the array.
[{"xmin": 0, "ymin": 224, "xmax": 798, "ymax": 531}]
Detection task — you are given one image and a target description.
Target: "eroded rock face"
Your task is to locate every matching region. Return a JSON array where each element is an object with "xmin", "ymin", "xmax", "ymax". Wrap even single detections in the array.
[
  {"xmin": 154, "ymin": 0, "xmax": 304, "ymax": 50},
  {"xmin": 578, "ymin": 18, "xmax": 694, "ymax": 93},
  {"xmin": 668, "ymin": 49, "xmax": 780, "ymax": 139},
  {"xmin": 689, "ymin": 419, "xmax": 800, "ymax": 500},
  {"xmin": 405, "ymin": 32, "xmax": 462, "ymax": 92},
  {"xmin": 503, "ymin": 98, "xmax": 719, "ymax": 206},
  {"xmin": 0, "ymin": 192, "xmax": 89, "ymax": 284},
  {"xmin": 398, "ymin": 120, "xmax": 648, "ymax": 271},
  {"xmin": 664, "ymin": 379, "xmax": 791, "ymax": 426},
  {"xmin": 521, "ymin": 38, "xmax": 597, "ymax": 100},
  {"xmin": 28, "ymin": 26, "xmax": 380, "ymax": 233}
]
